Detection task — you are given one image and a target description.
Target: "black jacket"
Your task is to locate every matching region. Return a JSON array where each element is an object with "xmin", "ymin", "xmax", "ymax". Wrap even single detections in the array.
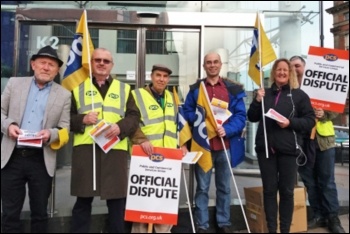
[{"xmin": 247, "ymin": 83, "xmax": 315, "ymax": 156}]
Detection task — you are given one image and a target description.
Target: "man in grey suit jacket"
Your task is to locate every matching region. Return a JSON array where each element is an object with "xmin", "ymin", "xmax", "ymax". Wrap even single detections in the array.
[{"xmin": 1, "ymin": 46, "xmax": 71, "ymax": 233}]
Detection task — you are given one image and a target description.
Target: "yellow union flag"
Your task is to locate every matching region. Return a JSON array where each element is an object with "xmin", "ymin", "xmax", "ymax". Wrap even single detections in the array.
[
  {"xmin": 191, "ymin": 82, "xmax": 218, "ymax": 172},
  {"xmin": 62, "ymin": 10, "xmax": 94, "ymax": 91},
  {"xmin": 173, "ymin": 87, "xmax": 192, "ymax": 146},
  {"xmin": 248, "ymin": 13, "xmax": 277, "ymax": 86}
]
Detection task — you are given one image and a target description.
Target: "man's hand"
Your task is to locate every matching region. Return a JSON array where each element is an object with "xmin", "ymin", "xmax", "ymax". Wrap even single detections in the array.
[
  {"xmin": 140, "ymin": 141, "xmax": 153, "ymax": 156},
  {"xmin": 181, "ymin": 145, "xmax": 188, "ymax": 157},
  {"xmin": 8, "ymin": 124, "xmax": 22, "ymax": 140},
  {"xmin": 104, "ymin": 123, "xmax": 121, "ymax": 139},
  {"xmin": 216, "ymin": 125, "xmax": 226, "ymax": 138},
  {"xmin": 37, "ymin": 129, "xmax": 51, "ymax": 143},
  {"xmin": 83, "ymin": 111, "xmax": 99, "ymax": 125},
  {"xmin": 315, "ymin": 108, "xmax": 324, "ymax": 119}
]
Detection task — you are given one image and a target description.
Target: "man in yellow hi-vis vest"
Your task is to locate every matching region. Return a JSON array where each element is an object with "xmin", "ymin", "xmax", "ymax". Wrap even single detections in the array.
[
  {"xmin": 291, "ymin": 55, "xmax": 345, "ymax": 233},
  {"xmin": 70, "ymin": 48, "xmax": 140, "ymax": 233},
  {"xmin": 130, "ymin": 64, "xmax": 188, "ymax": 233}
]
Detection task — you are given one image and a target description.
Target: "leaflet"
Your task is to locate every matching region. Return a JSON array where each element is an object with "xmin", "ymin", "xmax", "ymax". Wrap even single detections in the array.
[
  {"xmin": 182, "ymin": 151, "xmax": 203, "ymax": 164},
  {"xmin": 17, "ymin": 130, "xmax": 43, "ymax": 147},
  {"xmin": 89, "ymin": 120, "xmax": 120, "ymax": 153},
  {"xmin": 211, "ymin": 98, "xmax": 232, "ymax": 125},
  {"xmin": 264, "ymin": 108, "xmax": 288, "ymax": 123}
]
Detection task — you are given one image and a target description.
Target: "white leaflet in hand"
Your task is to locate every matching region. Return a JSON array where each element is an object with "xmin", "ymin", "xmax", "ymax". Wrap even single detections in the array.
[
  {"xmin": 264, "ymin": 108, "xmax": 288, "ymax": 123},
  {"xmin": 211, "ymin": 98, "xmax": 232, "ymax": 125},
  {"xmin": 17, "ymin": 129, "xmax": 43, "ymax": 147},
  {"xmin": 182, "ymin": 151, "xmax": 203, "ymax": 164},
  {"xmin": 89, "ymin": 120, "xmax": 120, "ymax": 153}
]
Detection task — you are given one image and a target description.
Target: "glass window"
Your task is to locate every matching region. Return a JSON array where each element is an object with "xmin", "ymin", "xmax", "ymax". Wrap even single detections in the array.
[
  {"xmin": 53, "ymin": 25, "xmax": 99, "ymax": 47},
  {"xmin": 117, "ymin": 30, "xmax": 175, "ymax": 55},
  {"xmin": 117, "ymin": 30, "xmax": 136, "ymax": 53}
]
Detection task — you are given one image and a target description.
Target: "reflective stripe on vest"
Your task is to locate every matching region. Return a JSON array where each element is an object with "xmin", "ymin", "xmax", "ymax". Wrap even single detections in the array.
[
  {"xmin": 132, "ymin": 88, "xmax": 177, "ymax": 148},
  {"xmin": 316, "ymin": 120, "xmax": 335, "ymax": 137},
  {"xmin": 73, "ymin": 79, "xmax": 130, "ymax": 150}
]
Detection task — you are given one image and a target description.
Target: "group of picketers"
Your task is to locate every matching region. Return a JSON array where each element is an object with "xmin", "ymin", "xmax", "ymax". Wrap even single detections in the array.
[{"xmin": 1, "ymin": 46, "xmax": 345, "ymax": 233}]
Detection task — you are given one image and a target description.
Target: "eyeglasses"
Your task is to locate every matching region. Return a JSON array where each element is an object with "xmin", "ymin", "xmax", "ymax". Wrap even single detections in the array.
[{"xmin": 92, "ymin": 58, "xmax": 112, "ymax": 65}]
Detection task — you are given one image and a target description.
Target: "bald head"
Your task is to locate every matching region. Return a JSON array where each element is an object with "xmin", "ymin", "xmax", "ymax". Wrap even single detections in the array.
[{"xmin": 203, "ymin": 52, "xmax": 222, "ymax": 79}]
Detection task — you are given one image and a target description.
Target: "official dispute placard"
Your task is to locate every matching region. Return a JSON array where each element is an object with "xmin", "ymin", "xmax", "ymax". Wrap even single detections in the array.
[
  {"xmin": 301, "ymin": 46, "xmax": 349, "ymax": 113},
  {"xmin": 125, "ymin": 145, "xmax": 182, "ymax": 225}
]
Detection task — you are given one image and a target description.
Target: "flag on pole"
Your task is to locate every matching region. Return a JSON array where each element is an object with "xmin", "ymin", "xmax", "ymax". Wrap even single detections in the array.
[
  {"xmin": 248, "ymin": 13, "xmax": 277, "ymax": 86},
  {"xmin": 62, "ymin": 10, "xmax": 94, "ymax": 91},
  {"xmin": 191, "ymin": 82, "xmax": 218, "ymax": 172},
  {"xmin": 197, "ymin": 82, "xmax": 217, "ymax": 139},
  {"xmin": 173, "ymin": 87, "xmax": 191, "ymax": 147}
]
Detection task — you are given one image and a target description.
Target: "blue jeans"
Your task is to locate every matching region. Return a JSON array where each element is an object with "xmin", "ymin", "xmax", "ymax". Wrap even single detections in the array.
[
  {"xmin": 194, "ymin": 150, "xmax": 231, "ymax": 229},
  {"xmin": 298, "ymin": 147, "xmax": 339, "ymax": 219}
]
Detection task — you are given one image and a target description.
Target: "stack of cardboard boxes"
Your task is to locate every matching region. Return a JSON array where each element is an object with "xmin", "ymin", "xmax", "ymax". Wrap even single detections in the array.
[{"xmin": 244, "ymin": 186, "xmax": 307, "ymax": 233}]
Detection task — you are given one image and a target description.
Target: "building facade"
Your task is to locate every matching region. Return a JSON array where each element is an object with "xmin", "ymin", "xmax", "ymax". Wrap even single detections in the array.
[{"xmin": 326, "ymin": 1, "xmax": 349, "ymax": 126}]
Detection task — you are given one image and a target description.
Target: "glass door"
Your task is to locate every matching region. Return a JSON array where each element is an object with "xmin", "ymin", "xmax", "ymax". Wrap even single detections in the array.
[{"xmin": 15, "ymin": 24, "xmax": 200, "ymax": 98}]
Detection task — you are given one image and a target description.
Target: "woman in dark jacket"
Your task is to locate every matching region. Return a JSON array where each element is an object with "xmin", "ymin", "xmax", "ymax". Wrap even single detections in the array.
[{"xmin": 247, "ymin": 58, "xmax": 315, "ymax": 233}]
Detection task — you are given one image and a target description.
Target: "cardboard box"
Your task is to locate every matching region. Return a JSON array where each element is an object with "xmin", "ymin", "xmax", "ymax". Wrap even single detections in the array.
[{"xmin": 244, "ymin": 186, "xmax": 307, "ymax": 233}]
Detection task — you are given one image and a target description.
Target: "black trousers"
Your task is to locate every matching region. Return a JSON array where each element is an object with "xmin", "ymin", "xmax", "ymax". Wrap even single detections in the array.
[
  {"xmin": 70, "ymin": 197, "xmax": 126, "ymax": 233},
  {"xmin": 1, "ymin": 149, "xmax": 52, "ymax": 233},
  {"xmin": 257, "ymin": 152, "xmax": 298, "ymax": 233}
]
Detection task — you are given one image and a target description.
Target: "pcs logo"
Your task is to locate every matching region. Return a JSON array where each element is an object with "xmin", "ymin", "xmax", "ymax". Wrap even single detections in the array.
[
  {"xmin": 86, "ymin": 90, "xmax": 97, "ymax": 96},
  {"xmin": 108, "ymin": 93, "xmax": 119, "ymax": 99},
  {"xmin": 149, "ymin": 153, "xmax": 164, "ymax": 162},
  {"xmin": 323, "ymin": 54, "xmax": 338, "ymax": 61},
  {"xmin": 149, "ymin": 105, "xmax": 159, "ymax": 110}
]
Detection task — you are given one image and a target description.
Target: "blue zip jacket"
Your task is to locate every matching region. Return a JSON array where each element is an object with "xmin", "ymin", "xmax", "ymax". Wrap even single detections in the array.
[{"xmin": 183, "ymin": 78, "xmax": 247, "ymax": 167}]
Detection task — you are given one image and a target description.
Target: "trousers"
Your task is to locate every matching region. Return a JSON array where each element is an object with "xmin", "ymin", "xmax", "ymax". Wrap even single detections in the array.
[
  {"xmin": 70, "ymin": 196, "xmax": 126, "ymax": 233},
  {"xmin": 257, "ymin": 152, "xmax": 298, "ymax": 233},
  {"xmin": 1, "ymin": 149, "xmax": 52, "ymax": 233}
]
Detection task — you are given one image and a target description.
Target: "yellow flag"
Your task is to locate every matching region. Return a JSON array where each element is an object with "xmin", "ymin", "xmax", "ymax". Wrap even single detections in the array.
[
  {"xmin": 197, "ymin": 82, "xmax": 217, "ymax": 139},
  {"xmin": 62, "ymin": 10, "xmax": 94, "ymax": 91},
  {"xmin": 191, "ymin": 82, "xmax": 218, "ymax": 172},
  {"xmin": 248, "ymin": 13, "xmax": 277, "ymax": 86},
  {"xmin": 173, "ymin": 87, "xmax": 192, "ymax": 147}
]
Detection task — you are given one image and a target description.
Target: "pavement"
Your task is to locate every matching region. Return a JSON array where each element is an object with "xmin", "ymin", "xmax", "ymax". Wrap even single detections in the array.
[{"xmin": 12, "ymin": 161, "xmax": 350, "ymax": 232}]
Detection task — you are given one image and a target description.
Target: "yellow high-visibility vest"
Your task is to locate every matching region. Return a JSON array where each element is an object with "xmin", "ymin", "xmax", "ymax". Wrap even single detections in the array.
[
  {"xmin": 316, "ymin": 120, "xmax": 335, "ymax": 136},
  {"xmin": 132, "ymin": 88, "xmax": 177, "ymax": 148},
  {"xmin": 73, "ymin": 79, "xmax": 130, "ymax": 150}
]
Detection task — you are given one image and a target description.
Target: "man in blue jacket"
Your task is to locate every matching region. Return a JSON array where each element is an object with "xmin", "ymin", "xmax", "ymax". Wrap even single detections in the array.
[{"xmin": 183, "ymin": 52, "xmax": 246, "ymax": 233}]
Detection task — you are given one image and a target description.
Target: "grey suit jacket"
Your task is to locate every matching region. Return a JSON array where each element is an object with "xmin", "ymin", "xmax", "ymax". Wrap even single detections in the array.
[{"xmin": 1, "ymin": 77, "xmax": 71, "ymax": 177}]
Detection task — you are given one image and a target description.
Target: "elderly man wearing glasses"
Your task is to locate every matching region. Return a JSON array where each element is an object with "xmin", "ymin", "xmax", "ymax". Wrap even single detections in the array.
[{"xmin": 70, "ymin": 48, "xmax": 141, "ymax": 233}]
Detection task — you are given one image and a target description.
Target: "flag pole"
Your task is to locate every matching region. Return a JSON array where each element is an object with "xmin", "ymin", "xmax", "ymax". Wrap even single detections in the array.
[
  {"xmin": 83, "ymin": 9, "xmax": 97, "ymax": 191},
  {"xmin": 173, "ymin": 87, "xmax": 196, "ymax": 233},
  {"xmin": 201, "ymin": 82, "xmax": 251, "ymax": 232},
  {"xmin": 257, "ymin": 11, "xmax": 269, "ymax": 159},
  {"xmin": 220, "ymin": 138, "xmax": 251, "ymax": 233},
  {"xmin": 182, "ymin": 168, "xmax": 196, "ymax": 233}
]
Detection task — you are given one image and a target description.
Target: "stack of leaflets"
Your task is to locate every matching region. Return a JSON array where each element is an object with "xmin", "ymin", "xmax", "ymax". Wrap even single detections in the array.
[
  {"xmin": 211, "ymin": 97, "xmax": 232, "ymax": 125},
  {"xmin": 89, "ymin": 120, "xmax": 120, "ymax": 153},
  {"xmin": 182, "ymin": 151, "xmax": 203, "ymax": 164},
  {"xmin": 264, "ymin": 108, "xmax": 288, "ymax": 123},
  {"xmin": 17, "ymin": 130, "xmax": 43, "ymax": 147}
]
